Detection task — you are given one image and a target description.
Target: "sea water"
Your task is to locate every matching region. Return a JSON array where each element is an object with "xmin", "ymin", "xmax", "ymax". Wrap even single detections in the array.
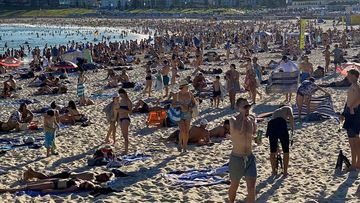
[{"xmin": 0, "ymin": 24, "xmax": 149, "ymax": 54}]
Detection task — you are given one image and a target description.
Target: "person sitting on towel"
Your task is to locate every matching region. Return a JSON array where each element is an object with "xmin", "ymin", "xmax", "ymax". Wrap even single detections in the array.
[
  {"xmin": 266, "ymin": 105, "xmax": 294, "ymax": 176},
  {"xmin": 167, "ymin": 119, "xmax": 210, "ymax": 145},
  {"xmin": 209, "ymin": 119, "xmax": 230, "ymax": 138},
  {"xmin": 192, "ymin": 73, "xmax": 207, "ymax": 92},
  {"xmin": 296, "ymin": 77, "xmax": 330, "ymax": 122}
]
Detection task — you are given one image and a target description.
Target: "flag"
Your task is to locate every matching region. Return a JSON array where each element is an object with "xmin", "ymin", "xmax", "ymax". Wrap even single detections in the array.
[{"xmin": 300, "ymin": 19, "xmax": 306, "ymax": 50}]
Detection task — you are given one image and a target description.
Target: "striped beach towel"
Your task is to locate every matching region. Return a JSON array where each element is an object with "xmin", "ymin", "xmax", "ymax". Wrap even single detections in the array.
[
  {"xmin": 266, "ymin": 71, "xmax": 300, "ymax": 94},
  {"xmin": 293, "ymin": 96, "xmax": 339, "ymax": 123}
]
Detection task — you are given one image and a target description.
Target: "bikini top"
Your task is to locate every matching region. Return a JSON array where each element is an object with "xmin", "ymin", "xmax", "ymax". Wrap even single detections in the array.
[{"xmin": 175, "ymin": 92, "xmax": 192, "ymax": 107}]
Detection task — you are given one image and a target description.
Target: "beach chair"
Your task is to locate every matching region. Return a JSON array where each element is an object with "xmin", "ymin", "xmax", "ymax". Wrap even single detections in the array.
[
  {"xmin": 265, "ymin": 71, "xmax": 300, "ymax": 94},
  {"xmin": 146, "ymin": 110, "xmax": 167, "ymax": 127}
]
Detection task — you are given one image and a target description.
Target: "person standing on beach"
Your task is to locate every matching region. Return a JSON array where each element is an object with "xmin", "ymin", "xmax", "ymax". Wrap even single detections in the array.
[
  {"xmin": 298, "ymin": 55, "xmax": 314, "ymax": 82},
  {"xmin": 212, "ymin": 76, "xmax": 221, "ymax": 108},
  {"xmin": 243, "ymin": 58, "xmax": 260, "ymax": 104},
  {"xmin": 277, "ymin": 56, "xmax": 299, "ymax": 103},
  {"xmin": 228, "ymin": 98, "xmax": 259, "ymax": 203},
  {"xmin": 77, "ymin": 71, "xmax": 87, "ymax": 106},
  {"xmin": 118, "ymin": 88, "xmax": 133, "ymax": 155},
  {"xmin": 161, "ymin": 60, "xmax": 171, "ymax": 98},
  {"xmin": 341, "ymin": 69, "xmax": 360, "ymax": 170},
  {"xmin": 323, "ymin": 45, "xmax": 331, "ymax": 73},
  {"xmin": 332, "ymin": 44, "xmax": 344, "ymax": 68},
  {"xmin": 225, "ymin": 64, "xmax": 240, "ymax": 109},
  {"xmin": 44, "ymin": 110, "xmax": 59, "ymax": 157},
  {"xmin": 173, "ymin": 80, "xmax": 197, "ymax": 153},
  {"xmin": 266, "ymin": 105, "xmax": 294, "ymax": 176}
]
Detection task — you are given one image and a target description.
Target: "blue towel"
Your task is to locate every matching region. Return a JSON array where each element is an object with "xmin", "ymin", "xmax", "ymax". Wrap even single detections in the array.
[
  {"xmin": 165, "ymin": 164, "xmax": 229, "ymax": 188},
  {"xmin": 15, "ymin": 190, "xmax": 84, "ymax": 197}
]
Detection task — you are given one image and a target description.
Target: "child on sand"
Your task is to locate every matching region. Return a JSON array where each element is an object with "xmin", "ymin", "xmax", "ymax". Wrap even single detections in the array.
[
  {"xmin": 213, "ymin": 76, "xmax": 221, "ymax": 108},
  {"xmin": 44, "ymin": 110, "xmax": 59, "ymax": 157}
]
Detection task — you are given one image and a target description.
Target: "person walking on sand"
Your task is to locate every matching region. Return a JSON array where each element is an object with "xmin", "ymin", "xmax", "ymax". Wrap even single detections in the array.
[
  {"xmin": 225, "ymin": 64, "xmax": 241, "ymax": 109},
  {"xmin": 228, "ymin": 98, "xmax": 260, "ymax": 203},
  {"xmin": 341, "ymin": 69, "xmax": 360, "ymax": 170},
  {"xmin": 118, "ymin": 88, "xmax": 132, "ymax": 155},
  {"xmin": 323, "ymin": 45, "xmax": 331, "ymax": 73},
  {"xmin": 266, "ymin": 105, "xmax": 294, "ymax": 176}
]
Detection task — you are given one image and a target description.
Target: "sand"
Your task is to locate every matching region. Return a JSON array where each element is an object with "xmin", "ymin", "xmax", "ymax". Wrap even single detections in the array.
[{"xmin": 0, "ymin": 19, "xmax": 360, "ymax": 203}]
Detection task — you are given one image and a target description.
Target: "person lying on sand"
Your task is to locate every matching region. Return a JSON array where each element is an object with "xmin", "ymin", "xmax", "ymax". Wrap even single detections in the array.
[
  {"xmin": 0, "ymin": 179, "xmax": 98, "ymax": 194},
  {"xmin": 209, "ymin": 120, "xmax": 230, "ymax": 138},
  {"xmin": 0, "ymin": 119, "xmax": 20, "ymax": 132},
  {"xmin": 23, "ymin": 167, "xmax": 113, "ymax": 183},
  {"xmin": 167, "ymin": 119, "xmax": 210, "ymax": 145}
]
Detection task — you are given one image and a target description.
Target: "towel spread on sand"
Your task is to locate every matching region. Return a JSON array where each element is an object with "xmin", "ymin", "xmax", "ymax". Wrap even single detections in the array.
[
  {"xmin": 266, "ymin": 71, "xmax": 300, "ymax": 94},
  {"xmin": 164, "ymin": 164, "xmax": 229, "ymax": 188},
  {"xmin": 0, "ymin": 137, "xmax": 43, "ymax": 150},
  {"xmin": 293, "ymin": 96, "xmax": 339, "ymax": 122},
  {"xmin": 15, "ymin": 190, "xmax": 85, "ymax": 197},
  {"xmin": 0, "ymin": 99, "xmax": 40, "ymax": 106},
  {"xmin": 107, "ymin": 153, "xmax": 151, "ymax": 168},
  {"xmin": 90, "ymin": 93, "xmax": 117, "ymax": 100}
]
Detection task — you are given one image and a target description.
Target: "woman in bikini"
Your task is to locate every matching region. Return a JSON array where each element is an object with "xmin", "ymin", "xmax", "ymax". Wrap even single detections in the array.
[
  {"xmin": 173, "ymin": 80, "xmax": 197, "ymax": 153},
  {"xmin": 0, "ymin": 179, "xmax": 97, "ymax": 194},
  {"xmin": 143, "ymin": 70, "xmax": 152, "ymax": 97},
  {"xmin": 118, "ymin": 88, "xmax": 133, "ymax": 155},
  {"xmin": 59, "ymin": 101, "xmax": 85, "ymax": 125},
  {"xmin": 105, "ymin": 94, "xmax": 120, "ymax": 144}
]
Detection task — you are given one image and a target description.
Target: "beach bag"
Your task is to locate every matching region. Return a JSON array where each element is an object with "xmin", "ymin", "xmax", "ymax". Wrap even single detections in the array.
[
  {"xmin": 168, "ymin": 107, "xmax": 181, "ymax": 122},
  {"xmin": 103, "ymin": 102, "xmax": 113, "ymax": 122},
  {"xmin": 192, "ymin": 104, "xmax": 199, "ymax": 118}
]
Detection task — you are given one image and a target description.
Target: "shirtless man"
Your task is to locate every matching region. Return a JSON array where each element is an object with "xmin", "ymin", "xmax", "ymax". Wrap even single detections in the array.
[
  {"xmin": 228, "ymin": 98, "xmax": 259, "ymax": 203},
  {"xmin": 298, "ymin": 56, "xmax": 314, "ymax": 82},
  {"xmin": 4, "ymin": 75, "xmax": 16, "ymax": 93},
  {"xmin": 341, "ymin": 69, "xmax": 360, "ymax": 170},
  {"xmin": 209, "ymin": 119, "xmax": 230, "ymax": 138},
  {"xmin": 167, "ymin": 119, "xmax": 210, "ymax": 145},
  {"xmin": 266, "ymin": 105, "xmax": 294, "ymax": 176},
  {"xmin": 225, "ymin": 64, "xmax": 241, "ymax": 109},
  {"xmin": 161, "ymin": 60, "xmax": 171, "ymax": 98},
  {"xmin": 212, "ymin": 76, "xmax": 221, "ymax": 108}
]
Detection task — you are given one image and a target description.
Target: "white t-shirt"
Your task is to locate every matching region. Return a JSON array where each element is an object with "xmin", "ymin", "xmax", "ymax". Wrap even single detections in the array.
[{"xmin": 276, "ymin": 60, "xmax": 299, "ymax": 72}]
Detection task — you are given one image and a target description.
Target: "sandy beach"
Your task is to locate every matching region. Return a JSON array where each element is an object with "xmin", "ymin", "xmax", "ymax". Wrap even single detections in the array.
[{"xmin": 0, "ymin": 18, "xmax": 360, "ymax": 202}]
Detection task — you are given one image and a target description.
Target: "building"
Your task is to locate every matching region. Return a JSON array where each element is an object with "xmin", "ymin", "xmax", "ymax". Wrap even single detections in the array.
[{"xmin": 289, "ymin": 0, "xmax": 356, "ymax": 9}]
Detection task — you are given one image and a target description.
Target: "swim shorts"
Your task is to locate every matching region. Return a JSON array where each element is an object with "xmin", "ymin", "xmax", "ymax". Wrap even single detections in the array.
[
  {"xmin": 163, "ymin": 75, "xmax": 170, "ymax": 86},
  {"xmin": 266, "ymin": 117, "xmax": 290, "ymax": 153},
  {"xmin": 44, "ymin": 131, "xmax": 55, "ymax": 148},
  {"xmin": 229, "ymin": 153, "xmax": 257, "ymax": 181}
]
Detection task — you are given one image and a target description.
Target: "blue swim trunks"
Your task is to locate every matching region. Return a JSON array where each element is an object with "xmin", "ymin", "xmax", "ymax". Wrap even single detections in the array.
[{"xmin": 44, "ymin": 131, "xmax": 55, "ymax": 148}]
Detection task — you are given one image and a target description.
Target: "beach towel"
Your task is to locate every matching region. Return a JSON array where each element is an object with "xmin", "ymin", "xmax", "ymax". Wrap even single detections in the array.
[
  {"xmin": 15, "ymin": 190, "xmax": 86, "ymax": 197},
  {"xmin": 293, "ymin": 96, "xmax": 339, "ymax": 122},
  {"xmin": 0, "ymin": 99, "xmax": 40, "ymax": 106},
  {"xmin": 77, "ymin": 83, "xmax": 85, "ymax": 97},
  {"xmin": 154, "ymin": 73, "xmax": 164, "ymax": 91},
  {"xmin": 90, "ymin": 93, "xmax": 116, "ymax": 100},
  {"xmin": 164, "ymin": 164, "xmax": 229, "ymax": 188},
  {"xmin": 266, "ymin": 71, "xmax": 300, "ymax": 94},
  {"xmin": 114, "ymin": 153, "xmax": 151, "ymax": 167}
]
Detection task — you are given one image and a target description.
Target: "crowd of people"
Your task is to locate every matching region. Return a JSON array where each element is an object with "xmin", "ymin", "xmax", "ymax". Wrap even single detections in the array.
[{"xmin": 0, "ymin": 18, "xmax": 360, "ymax": 202}]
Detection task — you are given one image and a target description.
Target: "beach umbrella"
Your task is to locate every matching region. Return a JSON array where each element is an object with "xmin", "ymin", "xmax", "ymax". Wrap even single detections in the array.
[
  {"xmin": 336, "ymin": 62, "xmax": 360, "ymax": 76},
  {"xmin": 0, "ymin": 57, "xmax": 22, "ymax": 68},
  {"xmin": 50, "ymin": 61, "xmax": 78, "ymax": 70}
]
